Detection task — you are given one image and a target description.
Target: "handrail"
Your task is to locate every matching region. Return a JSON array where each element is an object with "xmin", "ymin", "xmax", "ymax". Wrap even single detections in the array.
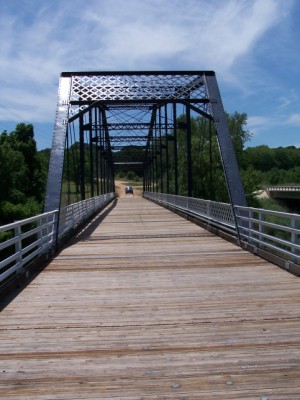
[
  {"xmin": 144, "ymin": 191, "xmax": 300, "ymax": 267},
  {"xmin": 265, "ymin": 185, "xmax": 300, "ymax": 191},
  {"xmin": 235, "ymin": 205, "xmax": 300, "ymax": 265},
  {"xmin": 0, "ymin": 193, "xmax": 116, "ymax": 287},
  {"xmin": 0, "ymin": 210, "xmax": 58, "ymax": 285},
  {"xmin": 143, "ymin": 192, "xmax": 236, "ymax": 234},
  {"xmin": 58, "ymin": 193, "xmax": 115, "ymax": 238},
  {"xmin": 1, "ymin": 191, "xmax": 299, "ymax": 287}
]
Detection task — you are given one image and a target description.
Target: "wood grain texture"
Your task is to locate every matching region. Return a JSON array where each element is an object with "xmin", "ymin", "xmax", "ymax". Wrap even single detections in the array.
[{"xmin": 0, "ymin": 197, "xmax": 300, "ymax": 399}]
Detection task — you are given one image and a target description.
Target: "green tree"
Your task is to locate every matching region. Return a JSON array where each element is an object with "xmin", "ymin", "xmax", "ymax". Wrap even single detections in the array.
[
  {"xmin": 226, "ymin": 111, "xmax": 252, "ymax": 166},
  {"xmin": 0, "ymin": 141, "xmax": 28, "ymax": 203},
  {"xmin": 243, "ymin": 145, "xmax": 275, "ymax": 172},
  {"xmin": 0, "ymin": 124, "xmax": 48, "ymax": 225}
]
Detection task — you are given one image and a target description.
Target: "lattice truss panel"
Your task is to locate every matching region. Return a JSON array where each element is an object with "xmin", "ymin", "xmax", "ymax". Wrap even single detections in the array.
[
  {"xmin": 70, "ymin": 72, "xmax": 207, "ymax": 102},
  {"xmin": 66, "ymin": 72, "xmax": 212, "ymax": 151}
]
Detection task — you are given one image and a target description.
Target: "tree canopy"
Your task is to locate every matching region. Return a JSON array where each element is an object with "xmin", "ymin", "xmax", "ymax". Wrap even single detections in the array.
[{"xmin": 0, "ymin": 124, "xmax": 49, "ymax": 225}]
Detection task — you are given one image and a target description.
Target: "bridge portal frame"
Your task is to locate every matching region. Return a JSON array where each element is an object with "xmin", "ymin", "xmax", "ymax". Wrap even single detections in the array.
[{"xmin": 44, "ymin": 71, "xmax": 247, "ymax": 215}]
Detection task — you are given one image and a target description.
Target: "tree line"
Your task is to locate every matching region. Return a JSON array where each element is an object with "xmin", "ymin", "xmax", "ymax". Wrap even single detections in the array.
[
  {"xmin": 1, "ymin": 116, "xmax": 300, "ymax": 226},
  {"xmin": 169, "ymin": 112, "xmax": 300, "ymax": 205},
  {"xmin": 0, "ymin": 124, "xmax": 50, "ymax": 225}
]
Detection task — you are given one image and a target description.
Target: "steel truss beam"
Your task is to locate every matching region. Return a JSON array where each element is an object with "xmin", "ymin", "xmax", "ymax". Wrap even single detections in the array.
[
  {"xmin": 90, "ymin": 122, "xmax": 176, "ymax": 131},
  {"xmin": 109, "ymin": 136, "xmax": 148, "ymax": 142},
  {"xmin": 45, "ymin": 71, "xmax": 247, "ymax": 216}
]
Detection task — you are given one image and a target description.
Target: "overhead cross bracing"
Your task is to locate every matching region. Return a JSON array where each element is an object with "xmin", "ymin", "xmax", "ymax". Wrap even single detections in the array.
[{"xmin": 44, "ymin": 71, "xmax": 247, "ymax": 215}]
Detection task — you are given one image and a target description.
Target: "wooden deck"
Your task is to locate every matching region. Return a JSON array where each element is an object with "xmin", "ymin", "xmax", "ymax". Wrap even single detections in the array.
[{"xmin": 1, "ymin": 196, "xmax": 300, "ymax": 399}]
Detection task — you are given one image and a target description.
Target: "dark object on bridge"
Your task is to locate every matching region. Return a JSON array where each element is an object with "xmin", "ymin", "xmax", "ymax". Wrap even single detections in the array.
[
  {"xmin": 125, "ymin": 186, "xmax": 134, "ymax": 195},
  {"xmin": 44, "ymin": 71, "xmax": 247, "ymax": 238}
]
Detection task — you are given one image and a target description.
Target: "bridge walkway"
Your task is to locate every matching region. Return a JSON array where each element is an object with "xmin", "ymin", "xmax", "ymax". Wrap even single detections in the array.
[{"xmin": 1, "ymin": 196, "xmax": 300, "ymax": 399}]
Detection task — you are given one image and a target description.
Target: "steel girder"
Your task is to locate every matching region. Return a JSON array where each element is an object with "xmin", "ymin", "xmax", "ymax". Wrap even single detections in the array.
[
  {"xmin": 45, "ymin": 71, "xmax": 247, "ymax": 213},
  {"xmin": 44, "ymin": 76, "xmax": 71, "ymax": 212}
]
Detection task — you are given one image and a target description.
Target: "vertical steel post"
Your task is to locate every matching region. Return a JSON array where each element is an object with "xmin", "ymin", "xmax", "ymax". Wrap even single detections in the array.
[
  {"xmin": 165, "ymin": 104, "xmax": 170, "ymax": 194},
  {"xmin": 154, "ymin": 109, "xmax": 159, "ymax": 192},
  {"xmin": 103, "ymin": 115, "xmax": 114, "ymax": 194},
  {"xmin": 173, "ymin": 102, "xmax": 178, "ymax": 195},
  {"xmin": 159, "ymin": 107, "xmax": 163, "ymax": 193},
  {"xmin": 100, "ymin": 108, "xmax": 109, "ymax": 194},
  {"xmin": 209, "ymin": 119, "xmax": 214, "ymax": 200},
  {"xmin": 66, "ymin": 127, "xmax": 71, "ymax": 205},
  {"xmin": 94, "ymin": 107, "xmax": 100, "ymax": 196},
  {"xmin": 99, "ymin": 108, "xmax": 104, "ymax": 195},
  {"xmin": 186, "ymin": 103, "xmax": 192, "ymax": 197},
  {"xmin": 148, "ymin": 106, "xmax": 156, "ymax": 193},
  {"xmin": 79, "ymin": 113, "xmax": 85, "ymax": 200},
  {"xmin": 89, "ymin": 109, "xmax": 94, "ymax": 198}
]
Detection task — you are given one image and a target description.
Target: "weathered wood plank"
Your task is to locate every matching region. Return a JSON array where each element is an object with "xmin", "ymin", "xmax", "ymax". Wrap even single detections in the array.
[{"xmin": 0, "ymin": 196, "xmax": 300, "ymax": 399}]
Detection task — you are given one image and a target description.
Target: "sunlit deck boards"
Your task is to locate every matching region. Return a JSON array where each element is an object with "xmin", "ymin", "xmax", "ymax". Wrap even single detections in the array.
[{"xmin": 1, "ymin": 196, "xmax": 300, "ymax": 399}]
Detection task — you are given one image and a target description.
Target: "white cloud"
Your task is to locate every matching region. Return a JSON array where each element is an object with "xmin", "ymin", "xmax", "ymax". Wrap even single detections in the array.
[
  {"xmin": 247, "ymin": 115, "xmax": 273, "ymax": 135},
  {"xmin": 277, "ymin": 90, "xmax": 299, "ymax": 110},
  {"xmin": 248, "ymin": 116, "xmax": 271, "ymax": 127},
  {"xmin": 246, "ymin": 110, "xmax": 300, "ymax": 145},
  {"xmin": 286, "ymin": 113, "xmax": 300, "ymax": 126},
  {"xmin": 0, "ymin": 0, "xmax": 295, "ymax": 130}
]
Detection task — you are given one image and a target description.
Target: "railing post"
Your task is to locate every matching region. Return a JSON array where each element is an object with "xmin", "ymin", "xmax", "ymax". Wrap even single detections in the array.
[
  {"xmin": 291, "ymin": 217, "xmax": 297, "ymax": 263},
  {"xmin": 52, "ymin": 212, "xmax": 58, "ymax": 250},
  {"xmin": 207, "ymin": 201, "xmax": 211, "ymax": 221},
  {"xmin": 258, "ymin": 211, "xmax": 265, "ymax": 250},
  {"xmin": 14, "ymin": 225, "xmax": 23, "ymax": 273},
  {"xmin": 37, "ymin": 216, "xmax": 43, "ymax": 251},
  {"xmin": 248, "ymin": 209, "xmax": 253, "ymax": 245}
]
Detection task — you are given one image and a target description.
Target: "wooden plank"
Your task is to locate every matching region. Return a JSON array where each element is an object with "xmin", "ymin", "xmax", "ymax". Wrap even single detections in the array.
[{"xmin": 0, "ymin": 196, "xmax": 300, "ymax": 399}]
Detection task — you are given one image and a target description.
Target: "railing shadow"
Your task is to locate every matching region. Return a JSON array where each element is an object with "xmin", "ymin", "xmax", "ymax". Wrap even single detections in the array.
[
  {"xmin": 0, "ymin": 199, "xmax": 118, "ymax": 310},
  {"xmin": 58, "ymin": 198, "xmax": 118, "ymax": 248}
]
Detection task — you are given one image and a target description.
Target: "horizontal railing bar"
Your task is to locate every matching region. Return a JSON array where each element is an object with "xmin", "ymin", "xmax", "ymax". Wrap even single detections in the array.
[
  {"xmin": 0, "ymin": 236, "xmax": 19, "ymax": 251},
  {"xmin": 240, "ymin": 228, "xmax": 300, "ymax": 252},
  {"xmin": 22, "ymin": 247, "xmax": 42, "ymax": 266},
  {"xmin": 265, "ymin": 185, "xmax": 300, "ymax": 191},
  {"xmin": 236, "ymin": 205, "xmax": 300, "ymax": 220},
  {"xmin": 0, "ymin": 264, "xmax": 19, "ymax": 282},
  {"xmin": 0, "ymin": 253, "xmax": 19, "ymax": 271},
  {"xmin": 0, "ymin": 210, "xmax": 59, "ymax": 286},
  {"xmin": 239, "ymin": 232, "xmax": 300, "ymax": 260},
  {"xmin": 0, "ymin": 211, "xmax": 58, "ymax": 233},
  {"xmin": 236, "ymin": 215, "xmax": 299, "ymax": 235}
]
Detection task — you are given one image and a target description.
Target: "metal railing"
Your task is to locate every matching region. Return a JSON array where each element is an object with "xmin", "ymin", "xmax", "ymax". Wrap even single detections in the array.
[
  {"xmin": 58, "ymin": 193, "xmax": 115, "ymax": 238},
  {"xmin": 265, "ymin": 185, "xmax": 300, "ymax": 192},
  {"xmin": 143, "ymin": 192, "xmax": 236, "ymax": 234},
  {"xmin": 1, "ymin": 191, "xmax": 299, "ymax": 287},
  {"xmin": 144, "ymin": 192, "xmax": 300, "ymax": 267},
  {"xmin": 0, "ymin": 193, "xmax": 116, "ymax": 287},
  {"xmin": 235, "ymin": 206, "xmax": 300, "ymax": 265},
  {"xmin": 0, "ymin": 211, "xmax": 58, "ymax": 285}
]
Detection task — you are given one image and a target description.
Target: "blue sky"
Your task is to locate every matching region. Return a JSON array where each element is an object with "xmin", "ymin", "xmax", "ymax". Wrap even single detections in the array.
[{"xmin": 0, "ymin": 0, "xmax": 299, "ymax": 150}]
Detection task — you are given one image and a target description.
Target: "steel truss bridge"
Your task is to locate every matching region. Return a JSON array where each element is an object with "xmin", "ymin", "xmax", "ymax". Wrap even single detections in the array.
[
  {"xmin": 1, "ymin": 71, "xmax": 300, "ymax": 398},
  {"xmin": 44, "ymin": 71, "xmax": 246, "ymax": 211}
]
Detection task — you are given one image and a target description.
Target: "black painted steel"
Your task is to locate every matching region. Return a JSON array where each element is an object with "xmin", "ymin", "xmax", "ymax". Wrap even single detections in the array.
[
  {"xmin": 45, "ymin": 71, "xmax": 247, "ymax": 218},
  {"xmin": 203, "ymin": 74, "xmax": 247, "ymax": 207},
  {"xmin": 173, "ymin": 102, "xmax": 178, "ymax": 195},
  {"xmin": 186, "ymin": 104, "xmax": 192, "ymax": 197},
  {"xmin": 44, "ymin": 76, "xmax": 71, "ymax": 212}
]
